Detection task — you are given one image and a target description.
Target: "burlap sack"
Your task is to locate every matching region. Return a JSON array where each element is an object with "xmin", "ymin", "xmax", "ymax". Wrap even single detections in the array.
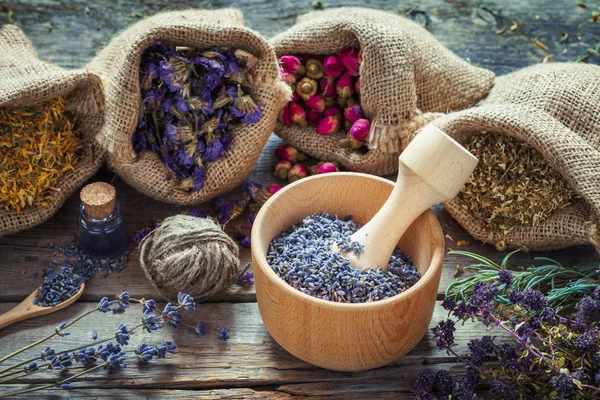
[
  {"xmin": 434, "ymin": 62, "xmax": 600, "ymax": 252},
  {"xmin": 88, "ymin": 10, "xmax": 290, "ymax": 205},
  {"xmin": 0, "ymin": 25, "xmax": 105, "ymax": 236},
  {"xmin": 270, "ymin": 7, "xmax": 495, "ymax": 175}
]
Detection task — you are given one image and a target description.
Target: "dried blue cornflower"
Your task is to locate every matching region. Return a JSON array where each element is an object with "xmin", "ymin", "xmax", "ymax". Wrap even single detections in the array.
[
  {"xmin": 142, "ymin": 312, "xmax": 164, "ymax": 333},
  {"xmin": 195, "ymin": 320, "xmax": 207, "ymax": 336},
  {"xmin": 134, "ymin": 43, "xmax": 261, "ymax": 192},
  {"xmin": 162, "ymin": 303, "xmax": 182, "ymax": 328},
  {"xmin": 157, "ymin": 341, "xmax": 177, "ymax": 358},
  {"xmin": 98, "ymin": 297, "xmax": 113, "ymax": 313},
  {"xmin": 55, "ymin": 322, "xmax": 70, "ymax": 337},
  {"xmin": 177, "ymin": 293, "xmax": 196, "ymax": 311},
  {"xmin": 115, "ymin": 324, "xmax": 131, "ymax": 345},
  {"xmin": 218, "ymin": 328, "xmax": 231, "ymax": 342}
]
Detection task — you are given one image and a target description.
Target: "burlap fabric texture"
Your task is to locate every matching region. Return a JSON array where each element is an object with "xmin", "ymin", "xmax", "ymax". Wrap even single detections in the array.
[
  {"xmin": 0, "ymin": 25, "xmax": 105, "ymax": 236},
  {"xmin": 270, "ymin": 7, "xmax": 495, "ymax": 175},
  {"xmin": 434, "ymin": 62, "xmax": 600, "ymax": 252},
  {"xmin": 88, "ymin": 9, "xmax": 291, "ymax": 205}
]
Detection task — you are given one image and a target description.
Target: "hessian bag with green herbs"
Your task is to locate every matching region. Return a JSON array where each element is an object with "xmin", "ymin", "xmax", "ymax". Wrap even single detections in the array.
[
  {"xmin": 0, "ymin": 25, "xmax": 105, "ymax": 236},
  {"xmin": 434, "ymin": 62, "xmax": 600, "ymax": 253},
  {"xmin": 89, "ymin": 9, "xmax": 290, "ymax": 205},
  {"xmin": 270, "ymin": 7, "xmax": 495, "ymax": 175}
]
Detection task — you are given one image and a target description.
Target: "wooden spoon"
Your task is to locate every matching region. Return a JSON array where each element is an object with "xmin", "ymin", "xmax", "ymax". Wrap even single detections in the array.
[
  {"xmin": 0, "ymin": 283, "xmax": 85, "ymax": 330},
  {"xmin": 341, "ymin": 124, "xmax": 478, "ymax": 270}
]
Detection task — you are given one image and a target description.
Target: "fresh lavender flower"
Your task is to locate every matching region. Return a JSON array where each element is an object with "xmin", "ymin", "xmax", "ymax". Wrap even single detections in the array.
[
  {"xmin": 142, "ymin": 312, "xmax": 164, "ymax": 333},
  {"xmin": 195, "ymin": 321, "xmax": 207, "ymax": 336},
  {"xmin": 55, "ymin": 322, "xmax": 70, "ymax": 337},
  {"xmin": 115, "ymin": 324, "xmax": 131, "ymax": 345},
  {"xmin": 157, "ymin": 341, "xmax": 177, "ymax": 358},
  {"xmin": 218, "ymin": 328, "xmax": 230, "ymax": 341},
  {"xmin": 162, "ymin": 303, "xmax": 182, "ymax": 328},
  {"xmin": 177, "ymin": 293, "xmax": 196, "ymax": 311}
]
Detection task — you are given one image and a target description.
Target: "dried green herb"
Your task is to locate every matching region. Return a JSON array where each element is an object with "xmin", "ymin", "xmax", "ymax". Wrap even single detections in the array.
[
  {"xmin": 0, "ymin": 97, "xmax": 84, "ymax": 212},
  {"xmin": 456, "ymin": 133, "xmax": 577, "ymax": 233}
]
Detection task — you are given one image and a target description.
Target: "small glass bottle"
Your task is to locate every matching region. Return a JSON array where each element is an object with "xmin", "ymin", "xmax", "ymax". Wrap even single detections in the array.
[{"xmin": 77, "ymin": 182, "xmax": 127, "ymax": 259}]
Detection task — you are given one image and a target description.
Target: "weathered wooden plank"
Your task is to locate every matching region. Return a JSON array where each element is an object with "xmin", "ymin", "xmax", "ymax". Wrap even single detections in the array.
[
  {"xmin": 0, "ymin": 301, "xmax": 509, "ymax": 394},
  {"xmin": 2, "ymin": 0, "xmax": 597, "ymax": 73}
]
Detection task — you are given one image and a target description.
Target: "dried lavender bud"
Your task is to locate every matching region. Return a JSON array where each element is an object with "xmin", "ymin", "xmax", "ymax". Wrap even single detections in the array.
[
  {"xmin": 323, "ymin": 55, "xmax": 345, "ymax": 78},
  {"xmin": 288, "ymin": 164, "xmax": 308, "ymax": 182},
  {"xmin": 349, "ymin": 119, "xmax": 370, "ymax": 142},
  {"xmin": 274, "ymin": 159, "xmax": 293, "ymax": 180},
  {"xmin": 305, "ymin": 94, "xmax": 326, "ymax": 112},
  {"xmin": 35, "ymin": 266, "xmax": 84, "ymax": 307},
  {"xmin": 339, "ymin": 48, "xmax": 360, "ymax": 76},
  {"xmin": 320, "ymin": 75, "xmax": 337, "ymax": 97},
  {"xmin": 316, "ymin": 116, "xmax": 340, "ymax": 136},
  {"xmin": 296, "ymin": 77, "xmax": 318, "ymax": 101},
  {"xmin": 306, "ymin": 59, "xmax": 324, "ymax": 80},
  {"xmin": 267, "ymin": 212, "xmax": 420, "ymax": 303}
]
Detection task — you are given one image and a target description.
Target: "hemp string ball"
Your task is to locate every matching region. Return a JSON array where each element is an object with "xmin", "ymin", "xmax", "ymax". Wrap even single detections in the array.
[{"xmin": 139, "ymin": 215, "xmax": 239, "ymax": 301}]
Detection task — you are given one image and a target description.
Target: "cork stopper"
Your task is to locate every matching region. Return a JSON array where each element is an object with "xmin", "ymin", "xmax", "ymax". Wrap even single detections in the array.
[{"xmin": 80, "ymin": 182, "xmax": 116, "ymax": 219}]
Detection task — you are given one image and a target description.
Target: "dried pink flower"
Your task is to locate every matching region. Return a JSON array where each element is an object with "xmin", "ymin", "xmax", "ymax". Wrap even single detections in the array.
[
  {"xmin": 316, "ymin": 116, "xmax": 341, "ymax": 135},
  {"xmin": 339, "ymin": 48, "xmax": 360, "ymax": 76},
  {"xmin": 320, "ymin": 75, "xmax": 337, "ymax": 98},
  {"xmin": 288, "ymin": 163, "xmax": 308, "ymax": 182},
  {"xmin": 280, "ymin": 55, "xmax": 305, "ymax": 75},
  {"xmin": 349, "ymin": 118, "xmax": 370, "ymax": 142},
  {"xmin": 305, "ymin": 95, "xmax": 326, "ymax": 112},
  {"xmin": 336, "ymin": 72, "xmax": 354, "ymax": 98},
  {"xmin": 323, "ymin": 55, "xmax": 345, "ymax": 78},
  {"xmin": 344, "ymin": 103, "xmax": 364, "ymax": 123},
  {"xmin": 274, "ymin": 159, "xmax": 293, "ymax": 180}
]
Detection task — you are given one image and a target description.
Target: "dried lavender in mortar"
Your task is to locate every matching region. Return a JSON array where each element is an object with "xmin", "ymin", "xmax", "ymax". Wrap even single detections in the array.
[
  {"xmin": 268, "ymin": 213, "xmax": 420, "ymax": 303},
  {"xmin": 134, "ymin": 42, "xmax": 263, "ymax": 191}
]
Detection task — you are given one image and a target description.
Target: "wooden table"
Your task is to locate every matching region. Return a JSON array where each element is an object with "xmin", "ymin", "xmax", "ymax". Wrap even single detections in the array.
[{"xmin": 0, "ymin": 1, "xmax": 598, "ymax": 398}]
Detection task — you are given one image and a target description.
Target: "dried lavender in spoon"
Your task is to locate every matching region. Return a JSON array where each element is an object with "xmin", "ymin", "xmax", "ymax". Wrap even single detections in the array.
[{"xmin": 267, "ymin": 212, "xmax": 420, "ymax": 303}]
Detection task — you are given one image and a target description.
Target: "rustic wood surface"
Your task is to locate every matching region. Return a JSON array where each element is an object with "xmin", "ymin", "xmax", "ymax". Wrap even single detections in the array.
[{"xmin": 0, "ymin": 0, "xmax": 599, "ymax": 398}]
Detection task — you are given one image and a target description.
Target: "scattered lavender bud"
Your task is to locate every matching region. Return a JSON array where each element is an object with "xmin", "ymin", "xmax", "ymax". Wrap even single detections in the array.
[
  {"xmin": 92, "ymin": 330, "xmax": 98, "ymax": 340},
  {"xmin": 195, "ymin": 321, "xmax": 207, "ymax": 336},
  {"xmin": 218, "ymin": 328, "xmax": 231, "ymax": 341}
]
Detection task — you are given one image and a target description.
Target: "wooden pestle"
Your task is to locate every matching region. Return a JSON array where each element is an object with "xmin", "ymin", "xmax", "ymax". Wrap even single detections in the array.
[{"xmin": 343, "ymin": 124, "xmax": 478, "ymax": 271}]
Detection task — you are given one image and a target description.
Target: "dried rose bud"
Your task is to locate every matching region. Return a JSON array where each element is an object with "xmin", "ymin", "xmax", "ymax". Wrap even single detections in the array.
[
  {"xmin": 337, "ymin": 96, "xmax": 348, "ymax": 108},
  {"xmin": 291, "ymin": 91, "xmax": 300, "ymax": 101},
  {"xmin": 280, "ymin": 68, "xmax": 296, "ymax": 85},
  {"xmin": 306, "ymin": 109, "xmax": 323, "ymax": 125},
  {"xmin": 324, "ymin": 105, "xmax": 342, "ymax": 117},
  {"xmin": 275, "ymin": 145, "xmax": 307, "ymax": 164},
  {"xmin": 267, "ymin": 184, "xmax": 283, "ymax": 194},
  {"xmin": 324, "ymin": 97, "xmax": 335, "ymax": 106},
  {"xmin": 346, "ymin": 97, "xmax": 356, "ymax": 107},
  {"xmin": 316, "ymin": 115, "xmax": 341, "ymax": 135},
  {"xmin": 349, "ymin": 118, "xmax": 370, "ymax": 142},
  {"xmin": 305, "ymin": 94, "xmax": 326, "ymax": 112},
  {"xmin": 344, "ymin": 103, "xmax": 363, "ymax": 123},
  {"xmin": 314, "ymin": 161, "xmax": 339, "ymax": 174},
  {"xmin": 296, "ymin": 77, "xmax": 318, "ymax": 101},
  {"xmin": 274, "ymin": 159, "xmax": 292, "ymax": 180},
  {"xmin": 306, "ymin": 59, "xmax": 324, "ymax": 80},
  {"xmin": 336, "ymin": 72, "xmax": 354, "ymax": 98},
  {"xmin": 288, "ymin": 163, "xmax": 308, "ymax": 182},
  {"xmin": 289, "ymin": 101, "xmax": 308, "ymax": 128},
  {"xmin": 323, "ymin": 55, "xmax": 345, "ymax": 78},
  {"xmin": 280, "ymin": 55, "xmax": 305, "ymax": 76},
  {"xmin": 355, "ymin": 76, "xmax": 360, "ymax": 95},
  {"xmin": 338, "ymin": 137, "xmax": 365, "ymax": 150},
  {"xmin": 320, "ymin": 75, "xmax": 337, "ymax": 97},
  {"xmin": 280, "ymin": 103, "xmax": 291, "ymax": 127},
  {"xmin": 339, "ymin": 48, "xmax": 359, "ymax": 76}
]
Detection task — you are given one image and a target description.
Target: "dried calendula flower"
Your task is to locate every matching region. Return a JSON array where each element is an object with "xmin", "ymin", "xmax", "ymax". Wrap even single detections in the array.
[
  {"xmin": 0, "ymin": 97, "xmax": 84, "ymax": 213},
  {"xmin": 456, "ymin": 133, "xmax": 577, "ymax": 234}
]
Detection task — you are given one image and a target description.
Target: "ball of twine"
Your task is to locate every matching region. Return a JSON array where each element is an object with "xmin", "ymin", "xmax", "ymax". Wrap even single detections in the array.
[{"xmin": 139, "ymin": 215, "xmax": 239, "ymax": 301}]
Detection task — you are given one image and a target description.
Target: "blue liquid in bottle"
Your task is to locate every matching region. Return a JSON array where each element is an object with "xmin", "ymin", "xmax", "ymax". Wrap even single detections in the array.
[{"xmin": 78, "ymin": 198, "xmax": 127, "ymax": 260}]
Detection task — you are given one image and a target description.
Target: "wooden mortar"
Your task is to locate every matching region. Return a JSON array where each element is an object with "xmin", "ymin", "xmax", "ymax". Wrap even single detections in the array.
[{"xmin": 251, "ymin": 173, "xmax": 445, "ymax": 371}]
